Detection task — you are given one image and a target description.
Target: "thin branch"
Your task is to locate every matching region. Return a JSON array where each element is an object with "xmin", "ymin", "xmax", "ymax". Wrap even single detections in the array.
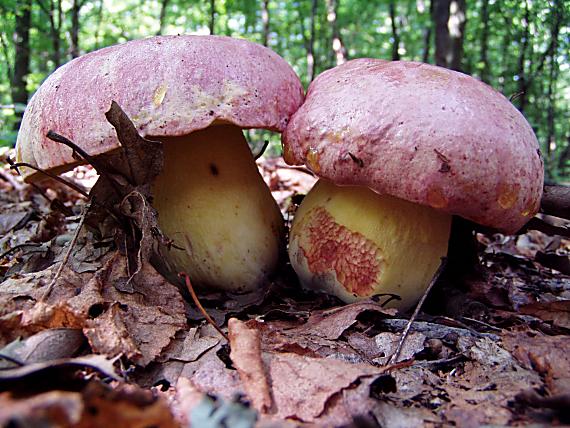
[
  {"xmin": 9, "ymin": 161, "xmax": 89, "ymax": 198},
  {"xmin": 0, "ymin": 242, "xmax": 44, "ymax": 261},
  {"xmin": 179, "ymin": 272, "xmax": 229, "ymax": 341},
  {"xmin": 387, "ymin": 257, "xmax": 447, "ymax": 365},
  {"xmin": 253, "ymin": 140, "xmax": 270, "ymax": 160},
  {"xmin": 41, "ymin": 202, "xmax": 91, "ymax": 301}
]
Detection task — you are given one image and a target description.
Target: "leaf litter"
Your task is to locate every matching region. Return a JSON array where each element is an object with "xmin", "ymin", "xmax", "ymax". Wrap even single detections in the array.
[{"xmin": 0, "ymin": 108, "xmax": 569, "ymax": 426}]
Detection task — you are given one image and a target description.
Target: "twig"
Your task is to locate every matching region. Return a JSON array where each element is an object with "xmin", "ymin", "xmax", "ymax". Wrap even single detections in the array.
[
  {"xmin": 41, "ymin": 202, "xmax": 91, "ymax": 302},
  {"xmin": 387, "ymin": 257, "xmax": 447, "ymax": 365},
  {"xmin": 46, "ymin": 130, "xmax": 109, "ymax": 174},
  {"xmin": 179, "ymin": 272, "xmax": 229, "ymax": 342},
  {"xmin": 9, "ymin": 161, "xmax": 89, "ymax": 198},
  {"xmin": 0, "ymin": 243, "xmax": 44, "ymax": 261},
  {"xmin": 7, "ymin": 158, "xmax": 55, "ymax": 206},
  {"xmin": 461, "ymin": 316, "xmax": 503, "ymax": 333},
  {"xmin": 254, "ymin": 140, "xmax": 270, "ymax": 160}
]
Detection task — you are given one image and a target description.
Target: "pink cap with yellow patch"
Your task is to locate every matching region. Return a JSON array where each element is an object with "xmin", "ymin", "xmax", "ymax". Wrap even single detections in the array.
[
  {"xmin": 283, "ymin": 59, "xmax": 544, "ymax": 233},
  {"xmin": 16, "ymin": 35, "xmax": 304, "ymax": 181}
]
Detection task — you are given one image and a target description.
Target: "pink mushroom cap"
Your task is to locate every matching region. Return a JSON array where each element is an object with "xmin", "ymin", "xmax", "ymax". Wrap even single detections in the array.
[
  {"xmin": 283, "ymin": 59, "xmax": 544, "ymax": 233},
  {"xmin": 16, "ymin": 35, "xmax": 304, "ymax": 180}
]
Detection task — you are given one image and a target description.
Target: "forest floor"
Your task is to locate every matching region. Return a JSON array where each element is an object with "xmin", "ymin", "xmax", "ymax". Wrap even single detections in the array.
[{"xmin": 0, "ymin": 144, "xmax": 569, "ymax": 427}]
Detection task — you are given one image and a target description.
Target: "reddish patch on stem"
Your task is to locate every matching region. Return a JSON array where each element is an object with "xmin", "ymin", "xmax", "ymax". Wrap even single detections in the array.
[{"xmin": 301, "ymin": 207, "xmax": 381, "ymax": 296}]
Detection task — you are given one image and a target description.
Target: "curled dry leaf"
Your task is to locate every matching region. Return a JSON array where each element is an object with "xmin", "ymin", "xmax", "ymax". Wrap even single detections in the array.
[{"xmin": 228, "ymin": 318, "xmax": 273, "ymax": 413}]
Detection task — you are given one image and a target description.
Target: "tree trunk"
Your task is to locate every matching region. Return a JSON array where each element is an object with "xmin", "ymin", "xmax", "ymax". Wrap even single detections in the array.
[
  {"xmin": 70, "ymin": 0, "xmax": 84, "ymax": 58},
  {"xmin": 545, "ymin": 0, "xmax": 562, "ymax": 177},
  {"xmin": 307, "ymin": 0, "xmax": 318, "ymax": 82},
  {"xmin": 326, "ymin": 0, "xmax": 347, "ymax": 66},
  {"xmin": 497, "ymin": 4, "xmax": 512, "ymax": 93},
  {"xmin": 157, "ymin": 0, "xmax": 171, "ymax": 35},
  {"xmin": 209, "ymin": 0, "xmax": 215, "ymax": 35},
  {"xmin": 389, "ymin": 0, "xmax": 400, "ymax": 61},
  {"xmin": 261, "ymin": 0, "xmax": 270, "ymax": 46},
  {"xmin": 38, "ymin": 0, "xmax": 62, "ymax": 68},
  {"xmin": 432, "ymin": 0, "xmax": 466, "ymax": 71},
  {"xmin": 479, "ymin": 0, "xmax": 490, "ymax": 82},
  {"xmin": 422, "ymin": 0, "xmax": 432, "ymax": 63},
  {"xmin": 11, "ymin": 0, "xmax": 31, "ymax": 130},
  {"xmin": 515, "ymin": 0, "xmax": 530, "ymax": 113}
]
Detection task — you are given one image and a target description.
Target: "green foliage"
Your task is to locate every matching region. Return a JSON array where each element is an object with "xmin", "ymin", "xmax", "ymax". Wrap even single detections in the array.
[{"xmin": 0, "ymin": 0, "xmax": 568, "ymax": 179}]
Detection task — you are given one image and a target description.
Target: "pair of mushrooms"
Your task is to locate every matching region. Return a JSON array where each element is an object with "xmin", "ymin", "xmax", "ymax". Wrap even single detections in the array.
[{"xmin": 16, "ymin": 36, "xmax": 543, "ymax": 310}]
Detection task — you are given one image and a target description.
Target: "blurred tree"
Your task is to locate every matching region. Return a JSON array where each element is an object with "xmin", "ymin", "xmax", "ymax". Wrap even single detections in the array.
[
  {"xmin": 433, "ymin": 0, "xmax": 466, "ymax": 71},
  {"xmin": 10, "ymin": 0, "xmax": 31, "ymax": 130}
]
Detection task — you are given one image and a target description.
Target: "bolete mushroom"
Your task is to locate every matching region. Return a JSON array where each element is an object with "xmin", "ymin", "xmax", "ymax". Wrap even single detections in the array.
[
  {"xmin": 283, "ymin": 59, "xmax": 543, "ymax": 310},
  {"xmin": 15, "ymin": 35, "xmax": 304, "ymax": 292}
]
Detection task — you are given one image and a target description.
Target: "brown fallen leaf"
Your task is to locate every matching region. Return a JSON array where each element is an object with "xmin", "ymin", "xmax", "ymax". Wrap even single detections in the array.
[
  {"xmin": 503, "ymin": 332, "xmax": 570, "ymax": 396},
  {"xmin": 264, "ymin": 351, "xmax": 387, "ymax": 422},
  {"xmin": 228, "ymin": 318, "xmax": 273, "ymax": 413},
  {"xmin": 83, "ymin": 303, "xmax": 142, "ymax": 362},
  {"xmin": 85, "ymin": 252, "xmax": 187, "ymax": 366},
  {"xmin": 290, "ymin": 300, "xmax": 396, "ymax": 340}
]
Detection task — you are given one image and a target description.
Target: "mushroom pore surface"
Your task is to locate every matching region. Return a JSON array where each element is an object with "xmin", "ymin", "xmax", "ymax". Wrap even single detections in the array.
[
  {"xmin": 289, "ymin": 179, "xmax": 451, "ymax": 310},
  {"xmin": 152, "ymin": 125, "xmax": 284, "ymax": 292}
]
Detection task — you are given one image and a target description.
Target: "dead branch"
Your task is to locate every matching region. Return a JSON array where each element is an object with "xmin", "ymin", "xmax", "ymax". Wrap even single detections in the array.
[
  {"xmin": 9, "ymin": 161, "xmax": 89, "ymax": 198},
  {"xmin": 387, "ymin": 258, "xmax": 447, "ymax": 365},
  {"xmin": 179, "ymin": 272, "xmax": 229, "ymax": 342},
  {"xmin": 41, "ymin": 201, "xmax": 91, "ymax": 301}
]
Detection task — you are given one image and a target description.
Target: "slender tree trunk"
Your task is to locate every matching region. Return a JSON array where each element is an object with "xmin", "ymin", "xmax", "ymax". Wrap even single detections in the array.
[
  {"xmin": 479, "ymin": 0, "xmax": 490, "ymax": 82},
  {"xmin": 70, "ymin": 0, "xmax": 85, "ymax": 58},
  {"xmin": 261, "ymin": 0, "xmax": 270, "ymax": 46},
  {"xmin": 209, "ymin": 0, "xmax": 215, "ymax": 35},
  {"xmin": 422, "ymin": 0, "xmax": 432, "ymax": 63},
  {"xmin": 157, "ymin": 0, "xmax": 170, "ymax": 35},
  {"xmin": 545, "ymin": 0, "xmax": 562, "ymax": 177},
  {"xmin": 389, "ymin": 0, "xmax": 400, "ymax": 60},
  {"xmin": 498, "ymin": 4, "xmax": 512, "ymax": 93},
  {"xmin": 515, "ymin": 0, "xmax": 530, "ymax": 112},
  {"xmin": 38, "ymin": 0, "xmax": 62, "ymax": 68},
  {"xmin": 11, "ymin": 0, "xmax": 31, "ymax": 130},
  {"xmin": 432, "ymin": 0, "xmax": 466, "ymax": 71},
  {"xmin": 307, "ymin": 0, "xmax": 318, "ymax": 82},
  {"xmin": 326, "ymin": 0, "xmax": 347, "ymax": 66}
]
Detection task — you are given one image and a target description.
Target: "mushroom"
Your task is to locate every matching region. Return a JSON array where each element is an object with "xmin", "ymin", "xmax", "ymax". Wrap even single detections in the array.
[
  {"xmin": 283, "ymin": 59, "xmax": 543, "ymax": 310},
  {"xmin": 15, "ymin": 35, "xmax": 304, "ymax": 292}
]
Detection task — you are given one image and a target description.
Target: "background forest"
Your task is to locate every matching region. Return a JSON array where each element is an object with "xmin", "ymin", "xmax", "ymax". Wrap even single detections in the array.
[{"xmin": 1, "ymin": 0, "xmax": 569, "ymax": 181}]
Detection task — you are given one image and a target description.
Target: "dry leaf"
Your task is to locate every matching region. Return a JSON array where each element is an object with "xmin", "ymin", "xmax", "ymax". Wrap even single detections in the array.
[
  {"xmin": 228, "ymin": 318, "xmax": 272, "ymax": 413},
  {"xmin": 291, "ymin": 300, "xmax": 396, "ymax": 340},
  {"xmin": 503, "ymin": 332, "xmax": 570, "ymax": 395},
  {"xmin": 0, "ymin": 328, "xmax": 84, "ymax": 368},
  {"xmin": 264, "ymin": 351, "xmax": 385, "ymax": 422}
]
